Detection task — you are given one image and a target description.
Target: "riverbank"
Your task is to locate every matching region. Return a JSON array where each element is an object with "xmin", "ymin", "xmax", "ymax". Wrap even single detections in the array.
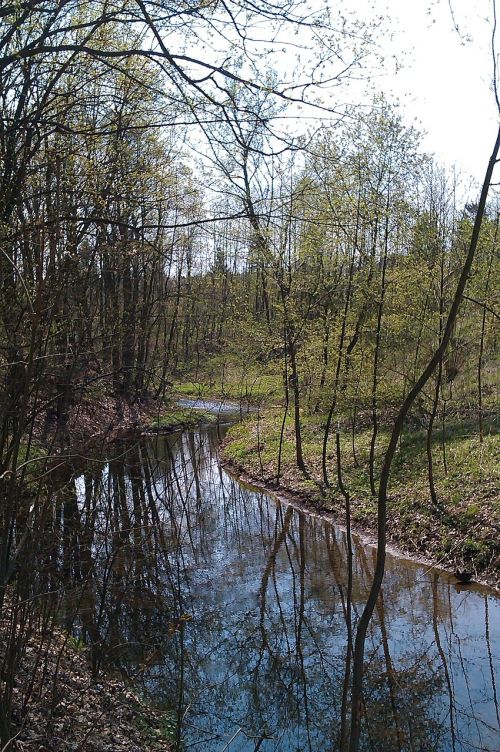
[
  {"xmin": 0, "ymin": 596, "xmax": 173, "ymax": 752},
  {"xmin": 221, "ymin": 409, "xmax": 500, "ymax": 590},
  {"xmin": 29, "ymin": 391, "xmax": 220, "ymax": 476},
  {"xmin": 4, "ymin": 395, "xmax": 220, "ymax": 752}
]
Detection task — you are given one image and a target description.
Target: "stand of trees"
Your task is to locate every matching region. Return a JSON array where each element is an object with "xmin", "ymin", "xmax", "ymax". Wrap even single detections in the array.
[{"xmin": 0, "ymin": 1, "xmax": 499, "ymax": 750}]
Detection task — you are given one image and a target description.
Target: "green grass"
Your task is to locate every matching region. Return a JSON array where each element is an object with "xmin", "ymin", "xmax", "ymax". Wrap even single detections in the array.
[
  {"xmin": 15, "ymin": 440, "xmax": 49, "ymax": 485},
  {"xmin": 133, "ymin": 706, "xmax": 178, "ymax": 749},
  {"xmin": 148, "ymin": 407, "xmax": 216, "ymax": 432},
  {"xmin": 175, "ymin": 368, "xmax": 282, "ymax": 404}
]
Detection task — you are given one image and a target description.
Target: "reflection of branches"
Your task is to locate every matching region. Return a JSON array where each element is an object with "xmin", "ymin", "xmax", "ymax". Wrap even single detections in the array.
[
  {"xmin": 257, "ymin": 504, "xmax": 293, "ymax": 657},
  {"xmin": 484, "ymin": 595, "xmax": 500, "ymax": 728},
  {"xmin": 34, "ymin": 425, "xmax": 500, "ymax": 752},
  {"xmin": 432, "ymin": 574, "xmax": 456, "ymax": 752},
  {"xmin": 376, "ymin": 590, "xmax": 403, "ymax": 752},
  {"xmin": 455, "ymin": 629, "xmax": 484, "ymax": 747},
  {"xmin": 297, "ymin": 514, "xmax": 313, "ymax": 752},
  {"xmin": 357, "ymin": 546, "xmax": 403, "ymax": 751},
  {"xmin": 336, "ymin": 432, "xmax": 353, "ymax": 752}
]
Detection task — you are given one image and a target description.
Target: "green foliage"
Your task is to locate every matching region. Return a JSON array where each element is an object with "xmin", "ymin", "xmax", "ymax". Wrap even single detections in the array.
[
  {"xmin": 134, "ymin": 708, "xmax": 178, "ymax": 748},
  {"xmin": 66, "ymin": 634, "xmax": 86, "ymax": 653},
  {"xmin": 149, "ymin": 408, "xmax": 216, "ymax": 431},
  {"xmin": 175, "ymin": 360, "xmax": 282, "ymax": 403}
]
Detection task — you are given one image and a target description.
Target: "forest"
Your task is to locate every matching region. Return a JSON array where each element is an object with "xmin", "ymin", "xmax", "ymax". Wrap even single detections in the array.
[{"xmin": 0, "ymin": 1, "xmax": 499, "ymax": 751}]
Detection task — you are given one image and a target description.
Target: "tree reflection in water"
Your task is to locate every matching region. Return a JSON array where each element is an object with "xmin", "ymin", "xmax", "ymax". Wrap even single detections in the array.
[{"xmin": 49, "ymin": 426, "xmax": 499, "ymax": 751}]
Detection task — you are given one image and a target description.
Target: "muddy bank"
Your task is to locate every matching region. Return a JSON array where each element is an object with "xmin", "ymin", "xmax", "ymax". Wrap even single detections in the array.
[{"xmin": 221, "ymin": 455, "xmax": 500, "ymax": 592}]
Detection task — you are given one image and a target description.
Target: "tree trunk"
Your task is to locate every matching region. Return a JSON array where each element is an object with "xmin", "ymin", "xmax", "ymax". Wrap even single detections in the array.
[{"xmin": 348, "ymin": 124, "xmax": 500, "ymax": 752}]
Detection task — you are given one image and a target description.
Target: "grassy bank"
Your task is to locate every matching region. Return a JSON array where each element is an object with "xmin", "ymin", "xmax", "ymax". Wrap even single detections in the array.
[
  {"xmin": 222, "ymin": 407, "xmax": 499, "ymax": 588},
  {"xmin": 146, "ymin": 405, "xmax": 218, "ymax": 432},
  {"xmin": 174, "ymin": 355, "xmax": 282, "ymax": 405}
]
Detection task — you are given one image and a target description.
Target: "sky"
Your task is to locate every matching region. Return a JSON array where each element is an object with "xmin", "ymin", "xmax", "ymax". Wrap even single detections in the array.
[
  {"xmin": 362, "ymin": 0, "xmax": 499, "ymax": 186},
  {"xmin": 181, "ymin": 0, "xmax": 499, "ymax": 194}
]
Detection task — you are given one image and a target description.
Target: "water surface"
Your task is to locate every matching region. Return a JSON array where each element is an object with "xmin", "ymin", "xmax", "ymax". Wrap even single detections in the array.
[{"xmin": 69, "ymin": 425, "xmax": 499, "ymax": 751}]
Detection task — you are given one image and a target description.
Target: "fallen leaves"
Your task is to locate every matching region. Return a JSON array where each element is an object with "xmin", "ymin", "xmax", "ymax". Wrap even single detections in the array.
[{"xmin": 0, "ymin": 607, "xmax": 172, "ymax": 752}]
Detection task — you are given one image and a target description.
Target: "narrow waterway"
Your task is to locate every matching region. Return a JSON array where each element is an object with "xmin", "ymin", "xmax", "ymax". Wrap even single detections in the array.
[{"xmin": 68, "ymin": 413, "xmax": 499, "ymax": 751}]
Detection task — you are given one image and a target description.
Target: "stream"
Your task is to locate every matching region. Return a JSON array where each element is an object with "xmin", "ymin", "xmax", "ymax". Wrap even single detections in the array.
[{"xmin": 66, "ymin": 404, "xmax": 499, "ymax": 751}]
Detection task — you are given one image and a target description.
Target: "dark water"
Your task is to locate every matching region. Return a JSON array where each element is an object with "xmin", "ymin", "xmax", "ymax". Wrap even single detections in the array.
[{"xmin": 68, "ymin": 424, "xmax": 499, "ymax": 752}]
